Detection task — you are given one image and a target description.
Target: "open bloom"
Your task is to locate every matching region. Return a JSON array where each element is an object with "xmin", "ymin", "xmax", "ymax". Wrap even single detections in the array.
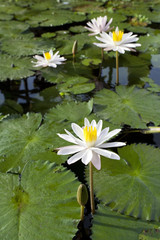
[
  {"xmin": 85, "ymin": 16, "xmax": 113, "ymax": 36},
  {"xmin": 32, "ymin": 49, "xmax": 66, "ymax": 68},
  {"xmin": 57, "ymin": 118, "xmax": 126, "ymax": 170},
  {"xmin": 94, "ymin": 26, "xmax": 141, "ymax": 53}
]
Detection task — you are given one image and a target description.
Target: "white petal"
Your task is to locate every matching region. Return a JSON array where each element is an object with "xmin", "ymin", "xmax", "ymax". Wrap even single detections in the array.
[
  {"xmin": 117, "ymin": 47, "xmax": 125, "ymax": 54},
  {"xmin": 67, "ymin": 149, "xmax": 86, "ymax": 164},
  {"xmin": 91, "ymin": 152, "xmax": 101, "ymax": 170},
  {"xmin": 82, "ymin": 149, "xmax": 93, "ymax": 165},
  {"xmin": 71, "ymin": 123, "xmax": 84, "ymax": 140},
  {"xmin": 84, "ymin": 118, "xmax": 90, "ymax": 127},
  {"xmin": 95, "ymin": 127, "xmax": 109, "ymax": 145},
  {"xmin": 92, "ymin": 148, "xmax": 120, "ymax": 160},
  {"xmin": 57, "ymin": 133, "xmax": 76, "ymax": 144},
  {"xmin": 105, "ymin": 129, "xmax": 122, "ymax": 141},
  {"xmin": 48, "ymin": 63, "xmax": 57, "ymax": 68},
  {"xmin": 98, "ymin": 142, "xmax": 126, "ymax": 148},
  {"xmin": 57, "ymin": 145, "xmax": 84, "ymax": 155},
  {"xmin": 64, "ymin": 129, "xmax": 85, "ymax": 146},
  {"xmin": 91, "ymin": 120, "xmax": 96, "ymax": 128},
  {"xmin": 96, "ymin": 120, "xmax": 103, "ymax": 137}
]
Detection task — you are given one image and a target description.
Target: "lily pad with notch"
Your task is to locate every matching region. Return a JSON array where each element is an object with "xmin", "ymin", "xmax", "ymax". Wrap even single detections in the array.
[{"xmin": 94, "ymin": 85, "xmax": 160, "ymax": 128}]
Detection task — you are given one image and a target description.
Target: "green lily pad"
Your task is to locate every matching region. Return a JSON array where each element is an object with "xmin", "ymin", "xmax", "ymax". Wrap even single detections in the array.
[
  {"xmin": 1, "ymin": 36, "xmax": 57, "ymax": 57},
  {"xmin": 56, "ymin": 32, "xmax": 93, "ymax": 55},
  {"xmin": 0, "ymin": 12, "xmax": 13, "ymax": 20},
  {"xmin": 45, "ymin": 99, "xmax": 93, "ymax": 123},
  {"xmin": 69, "ymin": 25, "xmax": 87, "ymax": 34},
  {"xmin": 139, "ymin": 34, "xmax": 160, "ymax": 54},
  {"xmin": 94, "ymin": 86, "xmax": 160, "ymax": 128},
  {"xmin": 140, "ymin": 77, "xmax": 160, "ymax": 93},
  {"xmin": 0, "ymin": 160, "xmax": 79, "ymax": 240},
  {"xmin": 41, "ymin": 32, "xmax": 56, "ymax": 39},
  {"xmin": 22, "ymin": 9, "xmax": 86, "ymax": 27},
  {"xmin": 0, "ymin": 55, "xmax": 33, "ymax": 81},
  {"xmin": 82, "ymin": 58, "xmax": 102, "ymax": 66},
  {"xmin": 88, "ymin": 144, "xmax": 160, "ymax": 221},
  {"xmin": 139, "ymin": 229, "xmax": 160, "ymax": 240},
  {"xmin": 71, "ymin": 1, "xmax": 105, "ymax": 13},
  {"xmin": 57, "ymin": 76, "xmax": 95, "ymax": 94},
  {"xmin": 0, "ymin": 2, "xmax": 24, "ymax": 15},
  {"xmin": 0, "ymin": 20, "xmax": 29, "ymax": 38},
  {"xmin": 92, "ymin": 204, "xmax": 160, "ymax": 240},
  {"xmin": 0, "ymin": 113, "xmax": 65, "ymax": 172}
]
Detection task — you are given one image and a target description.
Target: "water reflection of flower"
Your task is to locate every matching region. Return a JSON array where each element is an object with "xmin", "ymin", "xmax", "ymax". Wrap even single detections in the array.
[
  {"xmin": 85, "ymin": 16, "xmax": 113, "ymax": 36},
  {"xmin": 57, "ymin": 118, "xmax": 126, "ymax": 170},
  {"xmin": 32, "ymin": 50, "xmax": 66, "ymax": 68}
]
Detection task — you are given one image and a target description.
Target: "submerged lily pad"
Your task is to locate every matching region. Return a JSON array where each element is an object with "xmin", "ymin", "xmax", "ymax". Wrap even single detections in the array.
[
  {"xmin": 0, "ymin": 55, "xmax": 33, "ymax": 81},
  {"xmin": 0, "ymin": 99, "xmax": 23, "ymax": 114},
  {"xmin": 0, "ymin": 160, "xmax": 79, "ymax": 240},
  {"xmin": 41, "ymin": 61, "xmax": 93, "ymax": 84},
  {"xmin": 30, "ymin": 86, "xmax": 61, "ymax": 114},
  {"xmin": 89, "ymin": 144, "xmax": 160, "ymax": 221},
  {"xmin": 92, "ymin": 204, "xmax": 160, "ymax": 240},
  {"xmin": 94, "ymin": 86, "xmax": 160, "ymax": 128}
]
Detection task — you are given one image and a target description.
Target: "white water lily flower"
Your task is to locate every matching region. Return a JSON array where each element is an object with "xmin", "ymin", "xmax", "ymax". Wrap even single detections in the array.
[
  {"xmin": 57, "ymin": 118, "xmax": 126, "ymax": 170},
  {"xmin": 94, "ymin": 26, "xmax": 141, "ymax": 54},
  {"xmin": 85, "ymin": 16, "xmax": 113, "ymax": 36},
  {"xmin": 32, "ymin": 49, "xmax": 66, "ymax": 68}
]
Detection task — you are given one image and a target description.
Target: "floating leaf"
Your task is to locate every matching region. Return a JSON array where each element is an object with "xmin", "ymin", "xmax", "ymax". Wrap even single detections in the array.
[
  {"xmin": 22, "ymin": 9, "xmax": 86, "ymax": 27},
  {"xmin": 94, "ymin": 86, "xmax": 160, "ymax": 128},
  {"xmin": 45, "ymin": 99, "xmax": 93, "ymax": 123},
  {"xmin": 1, "ymin": 36, "xmax": 58, "ymax": 57},
  {"xmin": 140, "ymin": 77, "xmax": 160, "ymax": 93},
  {"xmin": 57, "ymin": 76, "xmax": 95, "ymax": 94},
  {"xmin": 41, "ymin": 32, "xmax": 56, "ymax": 39},
  {"xmin": 0, "ymin": 55, "xmax": 33, "ymax": 81},
  {"xmin": 92, "ymin": 204, "xmax": 160, "ymax": 240},
  {"xmin": 0, "ymin": 160, "xmax": 80, "ymax": 240},
  {"xmin": 88, "ymin": 144, "xmax": 160, "ymax": 221},
  {"xmin": 56, "ymin": 33, "xmax": 93, "ymax": 55},
  {"xmin": 82, "ymin": 58, "xmax": 102, "ymax": 66},
  {"xmin": 139, "ymin": 34, "xmax": 160, "ymax": 54},
  {"xmin": 0, "ymin": 113, "xmax": 65, "ymax": 172},
  {"xmin": 0, "ymin": 20, "xmax": 29, "ymax": 38}
]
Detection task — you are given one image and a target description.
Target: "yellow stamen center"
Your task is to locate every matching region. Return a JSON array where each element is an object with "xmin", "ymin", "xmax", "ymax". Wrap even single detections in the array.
[
  {"xmin": 44, "ymin": 52, "xmax": 51, "ymax": 60},
  {"xmin": 113, "ymin": 30, "xmax": 124, "ymax": 42},
  {"xmin": 83, "ymin": 126, "xmax": 97, "ymax": 143}
]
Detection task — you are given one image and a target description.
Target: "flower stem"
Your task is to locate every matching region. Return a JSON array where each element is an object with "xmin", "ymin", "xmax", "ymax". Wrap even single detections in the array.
[
  {"xmin": 116, "ymin": 51, "xmax": 119, "ymax": 85},
  {"xmin": 89, "ymin": 162, "xmax": 95, "ymax": 214},
  {"xmin": 101, "ymin": 48, "xmax": 104, "ymax": 61},
  {"xmin": 80, "ymin": 205, "xmax": 84, "ymax": 220}
]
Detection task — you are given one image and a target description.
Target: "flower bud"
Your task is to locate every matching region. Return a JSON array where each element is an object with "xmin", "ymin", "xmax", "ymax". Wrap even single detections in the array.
[
  {"xmin": 72, "ymin": 40, "xmax": 78, "ymax": 57},
  {"xmin": 77, "ymin": 184, "xmax": 88, "ymax": 206}
]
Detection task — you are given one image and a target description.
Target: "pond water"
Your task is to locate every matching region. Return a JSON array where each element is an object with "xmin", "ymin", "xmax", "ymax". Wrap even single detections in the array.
[{"xmin": 0, "ymin": 0, "xmax": 160, "ymax": 240}]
